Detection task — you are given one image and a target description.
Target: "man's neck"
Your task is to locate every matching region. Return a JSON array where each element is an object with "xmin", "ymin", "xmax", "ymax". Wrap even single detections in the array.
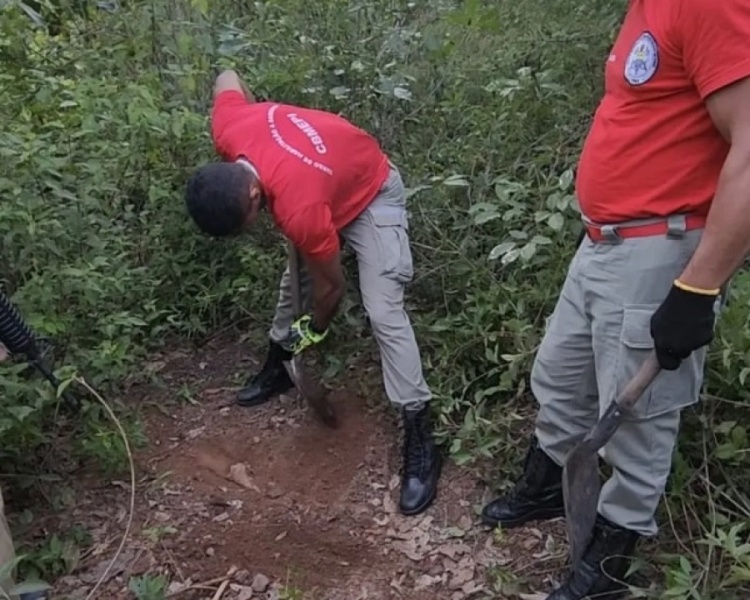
[{"xmin": 235, "ymin": 157, "xmax": 260, "ymax": 180}]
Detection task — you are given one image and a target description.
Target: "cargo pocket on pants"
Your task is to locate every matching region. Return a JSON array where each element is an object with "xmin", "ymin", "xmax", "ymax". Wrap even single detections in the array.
[
  {"xmin": 616, "ymin": 305, "xmax": 703, "ymax": 420},
  {"xmin": 370, "ymin": 208, "xmax": 414, "ymax": 283}
]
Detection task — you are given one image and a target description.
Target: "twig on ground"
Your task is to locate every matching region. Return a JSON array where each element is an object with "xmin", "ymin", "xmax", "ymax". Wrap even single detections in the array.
[
  {"xmin": 166, "ymin": 567, "xmax": 238, "ymax": 599},
  {"xmin": 210, "ymin": 578, "xmax": 231, "ymax": 600}
]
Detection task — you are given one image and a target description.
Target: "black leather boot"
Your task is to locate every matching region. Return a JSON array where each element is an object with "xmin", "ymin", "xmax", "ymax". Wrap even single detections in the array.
[
  {"xmin": 19, "ymin": 592, "xmax": 49, "ymax": 600},
  {"xmin": 546, "ymin": 514, "xmax": 640, "ymax": 600},
  {"xmin": 236, "ymin": 340, "xmax": 294, "ymax": 407},
  {"xmin": 399, "ymin": 404, "xmax": 442, "ymax": 516},
  {"xmin": 481, "ymin": 436, "xmax": 565, "ymax": 528}
]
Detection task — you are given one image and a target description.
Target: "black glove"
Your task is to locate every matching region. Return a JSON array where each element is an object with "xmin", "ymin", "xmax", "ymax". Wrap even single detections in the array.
[{"xmin": 650, "ymin": 283, "xmax": 718, "ymax": 370}]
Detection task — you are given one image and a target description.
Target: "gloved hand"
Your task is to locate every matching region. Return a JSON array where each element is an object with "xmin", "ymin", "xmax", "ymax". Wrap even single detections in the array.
[
  {"xmin": 650, "ymin": 281, "xmax": 718, "ymax": 370},
  {"xmin": 280, "ymin": 315, "xmax": 328, "ymax": 355}
]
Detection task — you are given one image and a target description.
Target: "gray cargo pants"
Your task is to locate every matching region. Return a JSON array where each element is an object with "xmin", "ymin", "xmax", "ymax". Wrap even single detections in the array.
[
  {"xmin": 533, "ymin": 216, "xmax": 723, "ymax": 536},
  {"xmin": 268, "ymin": 165, "xmax": 432, "ymax": 410}
]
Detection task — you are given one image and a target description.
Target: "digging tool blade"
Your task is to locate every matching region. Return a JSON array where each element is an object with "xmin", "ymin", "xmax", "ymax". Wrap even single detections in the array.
[
  {"xmin": 282, "ymin": 241, "xmax": 338, "ymax": 428},
  {"xmin": 562, "ymin": 351, "xmax": 661, "ymax": 567}
]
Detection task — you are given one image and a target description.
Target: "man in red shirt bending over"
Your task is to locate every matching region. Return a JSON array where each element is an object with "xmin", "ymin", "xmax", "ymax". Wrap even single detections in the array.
[
  {"xmin": 481, "ymin": 0, "xmax": 750, "ymax": 598},
  {"xmin": 184, "ymin": 70, "xmax": 441, "ymax": 516}
]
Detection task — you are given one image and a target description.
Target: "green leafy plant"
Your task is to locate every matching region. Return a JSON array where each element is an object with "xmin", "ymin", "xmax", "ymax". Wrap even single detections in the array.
[{"xmin": 128, "ymin": 574, "xmax": 169, "ymax": 600}]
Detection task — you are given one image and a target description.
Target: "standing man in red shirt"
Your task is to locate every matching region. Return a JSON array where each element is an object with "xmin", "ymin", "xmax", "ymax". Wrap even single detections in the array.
[
  {"xmin": 481, "ymin": 1, "xmax": 750, "ymax": 598},
  {"xmin": 184, "ymin": 70, "xmax": 441, "ymax": 516}
]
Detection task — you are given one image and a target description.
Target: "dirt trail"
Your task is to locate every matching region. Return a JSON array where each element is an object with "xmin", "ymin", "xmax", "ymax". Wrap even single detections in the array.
[{"xmin": 35, "ymin": 335, "xmax": 568, "ymax": 599}]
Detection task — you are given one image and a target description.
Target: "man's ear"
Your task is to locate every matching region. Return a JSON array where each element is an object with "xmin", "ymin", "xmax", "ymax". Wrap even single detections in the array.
[{"xmin": 248, "ymin": 180, "xmax": 266, "ymax": 214}]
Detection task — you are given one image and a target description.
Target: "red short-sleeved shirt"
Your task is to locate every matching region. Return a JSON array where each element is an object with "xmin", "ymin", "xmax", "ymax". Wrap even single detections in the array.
[
  {"xmin": 211, "ymin": 91, "xmax": 391, "ymax": 260},
  {"xmin": 576, "ymin": 0, "xmax": 750, "ymax": 223}
]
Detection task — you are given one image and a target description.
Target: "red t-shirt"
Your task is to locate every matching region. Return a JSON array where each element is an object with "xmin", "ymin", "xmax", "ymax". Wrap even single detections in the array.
[
  {"xmin": 576, "ymin": 0, "xmax": 750, "ymax": 223},
  {"xmin": 211, "ymin": 91, "xmax": 391, "ymax": 260}
]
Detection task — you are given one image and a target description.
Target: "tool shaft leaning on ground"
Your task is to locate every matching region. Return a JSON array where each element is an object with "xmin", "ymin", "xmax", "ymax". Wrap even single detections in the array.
[
  {"xmin": 562, "ymin": 350, "xmax": 661, "ymax": 568},
  {"xmin": 283, "ymin": 242, "xmax": 338, "ymax": 428}
]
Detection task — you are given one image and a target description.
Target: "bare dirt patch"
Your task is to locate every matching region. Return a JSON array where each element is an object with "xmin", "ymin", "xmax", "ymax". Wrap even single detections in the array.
[{"xmin": 14, "ymin": 335, "xmax": 570, "ymax": 600}]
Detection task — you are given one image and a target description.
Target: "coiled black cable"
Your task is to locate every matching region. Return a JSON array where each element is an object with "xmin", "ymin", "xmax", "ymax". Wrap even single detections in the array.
[
  {"xmin": 0, "ymin": 288, "xmax": 79, "ymax": 411},
  {"xmin": 0, "ymin": 288, "xmax": 39, "ymax": 358}
]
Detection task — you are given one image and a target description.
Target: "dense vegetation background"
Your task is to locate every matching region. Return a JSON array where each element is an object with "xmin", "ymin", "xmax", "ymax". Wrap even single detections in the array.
[{"xmin": 2, "ymin": 0, "xmax": 750, "ymax": 597}]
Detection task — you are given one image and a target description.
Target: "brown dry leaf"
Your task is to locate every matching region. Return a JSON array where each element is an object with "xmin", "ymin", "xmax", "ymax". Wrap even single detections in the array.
[
  {"xmin": 229, "ymin": 584, "xmax": 254, "ymax": 600},
  {"xmin": 437, "ymin": 542, "xmax": 471, "ymax": 560},
  {"xmin": 227, "ymin": 463, "xmax": 261, "ymax": 492},
  {"xmin": 382, "ymin": 492, "xmax": 397, "ymax": 515},
  {"xmin": 522, "ymin": 537, "xmax": 538, "ymax": 551},
  {"xmin": 187, "ymin": 427, "xmax": 205, "ymax": 439},
  {"xmin": 389, "ymin": 574, "xmax": 406, "ymax": 592},
  {"xmin": 410, "ymin": 529, "xmax": 431, "ymax": 549},
  {"xmin": 389, "ymin": 474, "xmax": 400, "ymax": 490},
  {"xmin": 414, "ymin": 574, "xmax": 442, "ymax": 590},
  {"xmin": 80, "ymin": 549, "xmax": 136, "ymax": 584},
  {"xmin": 398, "ymin": 518, "xmax": 418, "ymax": 533},
  {"xmin": 393, "ymin": 540, "xmax": 425, "ymax": 562},
  {"xmin": 89, "ymin": 540, "xmax": 112, "ymax": 558},
  {"xmin": 444, "ymin": 526, "xmax": 467, "ymax": 538},
  {"xmin": 373, "ymin": 515, "xmax": 389, "ymax": 527},
  {"xmin": 447, "ymin": 557, "xmax": 476, "ymax": 590},
  {"xmin": 167, "ymin": 580, "xmax": 189, "ymax": 594},
  {"xmin": 519, "ymin": 594, "xmax": 548, "ymax": 600},
  {"xmin": 252, "ymin": 573, "xmax": 271, "ymax": 593},
  {"xmin": 458, "ymin": 515, "xmax": 473, "ymax": 530},
  {"xmin": 462, "ymin": 580, "xmax": 484, "ymax": 595}
]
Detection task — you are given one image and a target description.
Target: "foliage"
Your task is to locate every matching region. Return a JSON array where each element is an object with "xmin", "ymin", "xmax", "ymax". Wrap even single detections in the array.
[
  {"xmin": 128, "ymin": 574, "xmax": 169, "ymax": 600},
  {"xmin": 0, "ymin": 0, "xmax": 748, "ymax": 597}
]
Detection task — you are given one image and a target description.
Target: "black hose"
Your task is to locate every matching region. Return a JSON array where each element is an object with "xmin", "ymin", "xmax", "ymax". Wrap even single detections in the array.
[
  {"xmin": 0, "ymin": 288, "xmax": 80, "ymax": 412},
  {"xmin": 0, "ymin": 288, "xmax": 39, "ymax": 358}
]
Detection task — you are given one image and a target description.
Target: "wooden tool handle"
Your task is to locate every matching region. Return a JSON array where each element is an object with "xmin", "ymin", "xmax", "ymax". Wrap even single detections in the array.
[
  {"xmin": 287, "ymin": 240, "xmax": 302, "ymax": 317},
  {"xmin": 615, "ymin": 350, "xmax": 662, "ymax": 411}
]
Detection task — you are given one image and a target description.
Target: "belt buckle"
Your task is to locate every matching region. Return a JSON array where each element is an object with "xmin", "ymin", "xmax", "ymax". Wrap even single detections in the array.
[{"xmin": 598, "ymin": 224, "xmax": 622, "ymax": 244}]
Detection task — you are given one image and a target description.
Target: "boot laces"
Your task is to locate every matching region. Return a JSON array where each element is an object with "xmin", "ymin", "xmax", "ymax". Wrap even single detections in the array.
[
  {"xmin": 505, "ymin": 448, "xmax": 546, "ymax": 504},
  {"xmin": 404, "ymin": 415, "xmax": 427, "ymax": 478}
]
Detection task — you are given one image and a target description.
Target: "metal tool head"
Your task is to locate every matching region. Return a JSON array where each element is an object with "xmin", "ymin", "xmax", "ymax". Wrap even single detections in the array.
[
  {"xmin": 285, "ymin": 240, "xmax": 338, "ymax": 428},
  {"xmin": 284, "ymin": 356, "xmax": 338, "ymax": 428},
  {"xmin": 561, "ymin": 351, "xmax": 661, "ymax": 567},
  {"xmin": 563, "ymin": 438, "xmax": 602, "ymax": 567}
]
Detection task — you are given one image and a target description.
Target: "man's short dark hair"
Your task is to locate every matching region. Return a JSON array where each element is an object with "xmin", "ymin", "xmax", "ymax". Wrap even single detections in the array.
[{"xmin": 184, "ymin": 162, "xmax": 251, "ymax": 236}]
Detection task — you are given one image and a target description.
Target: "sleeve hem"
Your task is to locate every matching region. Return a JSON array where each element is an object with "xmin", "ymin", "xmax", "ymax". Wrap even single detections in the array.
[
  {"xmin": 698, "ymin": 58, "xmax": 750, "ymax": 99},
  {"xmin": 298, "ymin": 239, "xmax": 340, "ymax": 262}
]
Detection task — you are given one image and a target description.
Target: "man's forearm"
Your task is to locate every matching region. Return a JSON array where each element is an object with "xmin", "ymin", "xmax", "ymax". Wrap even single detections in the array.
[
  {"xmin": 214, "ymin": 69, "xmax": 256, "ymax": 103},
  {"xmin": 238, "ymin": 78, "xmax": 256, "ymax": 103},
  {"xmin": 311, "ymin": 283, "xmax": 344, "ymax": 331},
  {"xmin": 679, "ymin": 147, "xmax": 750, "ymax": 290}
]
